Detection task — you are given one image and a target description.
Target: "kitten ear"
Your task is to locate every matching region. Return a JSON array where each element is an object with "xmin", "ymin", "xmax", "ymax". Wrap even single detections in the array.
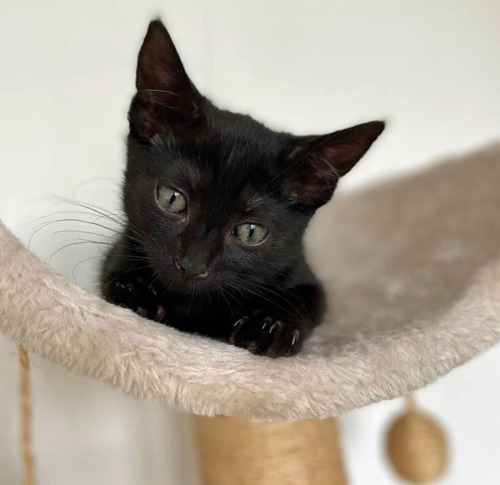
[
  {"xmin": 129, "ymin": 20, "xmax": 202, "ymax": 139},
  {"xmin": 286, "ymin": 121, "xmax": 385, "ymax": 209}
]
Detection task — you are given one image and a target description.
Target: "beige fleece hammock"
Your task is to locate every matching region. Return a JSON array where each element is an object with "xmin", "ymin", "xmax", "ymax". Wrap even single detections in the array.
[
  {"xmin": 1, "ymin": 143, "xmax": 500, "ymax": 423},
  {"xmin": 2, "ymin": 144, "xmax": 500, "ymax": 485}
]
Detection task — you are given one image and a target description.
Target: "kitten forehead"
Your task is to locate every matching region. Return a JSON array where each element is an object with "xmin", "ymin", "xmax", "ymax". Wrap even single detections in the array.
[{"xmin": 154, "ymin": 130, "xmax": 285, "ymax": 189}]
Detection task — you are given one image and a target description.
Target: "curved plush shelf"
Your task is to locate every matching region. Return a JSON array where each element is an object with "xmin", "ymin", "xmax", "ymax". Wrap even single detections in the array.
[{"xmin": 1, "ymin": 145, "xmax": 500, "ymax": 420}]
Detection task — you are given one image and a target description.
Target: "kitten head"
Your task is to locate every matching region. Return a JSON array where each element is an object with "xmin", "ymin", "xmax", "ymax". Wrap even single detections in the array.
[{"xmin": 124, "ymin": 20, "xmax": 384, "ymax": 292}]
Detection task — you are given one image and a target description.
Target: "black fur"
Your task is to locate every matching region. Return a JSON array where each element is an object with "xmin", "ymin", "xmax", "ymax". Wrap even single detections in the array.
[{"xmin": 101, "ymin": 20, "xmax": 384, "ymax": 357}]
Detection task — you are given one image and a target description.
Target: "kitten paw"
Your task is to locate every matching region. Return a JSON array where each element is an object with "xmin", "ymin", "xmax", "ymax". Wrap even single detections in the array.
[
  {"xmin": 106, "ymin": 276, "xmax": 166, "ymax": 322},
  {"xmin": 229, "ymin": 311, "xmax": 303, "ymax": 358}
]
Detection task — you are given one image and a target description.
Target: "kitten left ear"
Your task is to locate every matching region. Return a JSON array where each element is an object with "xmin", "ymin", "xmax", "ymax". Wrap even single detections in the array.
[
  {"xmin": 286, "ymin": 121, "xmax": 385, "ymax": 209},
  {"xmin": 129, "ymin": 20, "xmax": 202, "ymax": 140}
]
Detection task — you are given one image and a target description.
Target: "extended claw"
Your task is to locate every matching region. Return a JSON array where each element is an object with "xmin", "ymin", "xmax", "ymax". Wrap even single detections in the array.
[
  {"xmin": 234, "ymin": 316, "xmax": 248, "ymax": 328},
  {"xmin": 261, "ymin": 316, "xmax": 273, "ymax": 330}
]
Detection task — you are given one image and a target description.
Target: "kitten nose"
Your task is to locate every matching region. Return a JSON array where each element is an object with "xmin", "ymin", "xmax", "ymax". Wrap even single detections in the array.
[{"xmin": 174, "ymin": 257, "xmax": 209, "ymax": 279}]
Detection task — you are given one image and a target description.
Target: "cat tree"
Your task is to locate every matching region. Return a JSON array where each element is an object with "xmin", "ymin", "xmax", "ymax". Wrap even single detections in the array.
[{"xmin": 1, "ymin": 144, "xmax": 499, "ymax": 484}]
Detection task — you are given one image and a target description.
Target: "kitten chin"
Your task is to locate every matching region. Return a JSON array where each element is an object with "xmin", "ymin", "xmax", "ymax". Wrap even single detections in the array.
[{"xmin": 100, "ymin": 19, "xmax": 384, "ymax": 358}]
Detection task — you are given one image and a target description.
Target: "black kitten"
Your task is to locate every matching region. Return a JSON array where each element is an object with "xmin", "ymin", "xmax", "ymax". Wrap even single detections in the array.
[{"xmin": 101, "ymin": 20, "xmax": 384, "ymax": 358}]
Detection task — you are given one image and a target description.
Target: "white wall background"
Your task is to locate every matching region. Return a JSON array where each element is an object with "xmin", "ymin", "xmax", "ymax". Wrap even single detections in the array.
[{"xmin": 1, "ymin": 1, "xmax": 500, "ymax": 484}]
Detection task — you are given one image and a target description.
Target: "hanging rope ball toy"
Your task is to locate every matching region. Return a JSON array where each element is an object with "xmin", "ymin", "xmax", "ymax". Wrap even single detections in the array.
[{"xmin": 386, "ymin": 394, "xmax": 448, "ymax": 483}]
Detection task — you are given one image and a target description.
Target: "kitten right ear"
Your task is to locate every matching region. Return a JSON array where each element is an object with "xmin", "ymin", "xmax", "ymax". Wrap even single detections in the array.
[
  {"xmin": 129, "ymin": 20, "xmax": 202, "ymax": 140},
  {"xmin": 285, "ymin": 121, "xmax": 385, "ymax": 210}
]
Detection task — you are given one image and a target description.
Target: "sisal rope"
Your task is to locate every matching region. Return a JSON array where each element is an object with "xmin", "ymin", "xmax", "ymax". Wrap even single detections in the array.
[
  {"xmin": 18, "ymin": 346, "xmax": 36, "ymax": 485},
  {"xmin": 405, "ymin": 393, "xmax": 417, "ymax": 411}
]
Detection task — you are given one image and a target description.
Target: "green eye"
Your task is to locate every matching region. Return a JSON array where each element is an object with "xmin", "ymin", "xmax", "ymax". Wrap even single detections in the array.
[
  {"xmin": 156, "ymin": 186, "xmax": 187, "ymax": 214},
  {"xmin": 233, "ymin": 223, "xmax": 268, "ymax": 245}
]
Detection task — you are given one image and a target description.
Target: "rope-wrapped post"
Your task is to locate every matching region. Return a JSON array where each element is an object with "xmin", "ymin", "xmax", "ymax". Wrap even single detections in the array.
[{"xmin": 193, "ymin": 416, "xmax": 348, "ymax": 485}]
